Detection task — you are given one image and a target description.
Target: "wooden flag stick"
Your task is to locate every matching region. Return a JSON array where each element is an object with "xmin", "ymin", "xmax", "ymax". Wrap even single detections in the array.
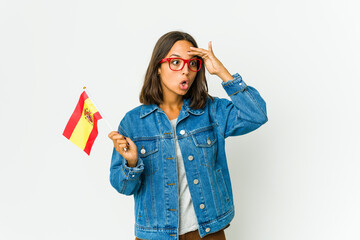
[{"xmin": 83, "ymin": 87, "xmax": 128, "ymax": 152}]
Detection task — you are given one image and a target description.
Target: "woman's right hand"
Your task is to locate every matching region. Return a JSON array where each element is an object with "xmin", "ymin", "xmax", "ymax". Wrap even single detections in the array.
[{"xmin": 108, "ymin": 131, "xmax": 138, "ymax": 167}]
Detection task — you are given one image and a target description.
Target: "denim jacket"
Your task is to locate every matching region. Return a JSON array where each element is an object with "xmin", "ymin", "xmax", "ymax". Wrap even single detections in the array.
[{"xmin": 110, "ymin": 73, "xmax": 268, "ymax": 239}]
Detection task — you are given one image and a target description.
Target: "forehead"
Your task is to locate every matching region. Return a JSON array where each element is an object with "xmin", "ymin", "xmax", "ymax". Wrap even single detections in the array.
[{"xmin": 166, "ymin": 40, "xmax": 194, "ymax": 57}]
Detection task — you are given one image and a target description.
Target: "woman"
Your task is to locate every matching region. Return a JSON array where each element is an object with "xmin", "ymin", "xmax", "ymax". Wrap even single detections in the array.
[{"xmin": 108, "ymin": 31, "xmax": 268, "ymax": 240}]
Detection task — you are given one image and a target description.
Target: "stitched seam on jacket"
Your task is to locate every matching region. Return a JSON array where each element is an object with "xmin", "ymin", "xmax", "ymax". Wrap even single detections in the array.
[
  {"xmin": 244, "ymin": 90, "xmax": 267, "ymax": 122},
  {"xmin": 229, "ymin": 90, "xmax": 239, "ymax": 96},
  {"xmin": 223, "ymin": 78, "xmax": 237, "ymax": 87},
  {"xmin": 198, "ymin": 207, "xmax": 234, "ymax": 226},
  {"xmin": 119, "ymin": 124, "xmax": 129, "ymax": 137},
  {"xmin": 120, "ymin": 165, "xmax": 128, "ymax": 193},
  {"xmin": 211, "ymin": 99, "xmax": 225, "ymax": 138}
]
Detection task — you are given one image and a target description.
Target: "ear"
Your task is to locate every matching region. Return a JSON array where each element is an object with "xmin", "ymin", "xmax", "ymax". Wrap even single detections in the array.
[{"xmin": 158, "ymin": 67, "xmax": 161, "ymax": 75}]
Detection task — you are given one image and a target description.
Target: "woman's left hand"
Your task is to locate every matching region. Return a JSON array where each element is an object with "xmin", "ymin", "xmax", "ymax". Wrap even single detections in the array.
[{"xmin": 188, "ymin": 41, "xmax": 233, "ymax": 81}]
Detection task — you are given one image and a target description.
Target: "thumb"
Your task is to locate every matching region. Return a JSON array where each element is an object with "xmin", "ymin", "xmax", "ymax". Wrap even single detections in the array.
[{"xmin": 208, "ymin": 41, "xmax": 213, "ymax": 54}]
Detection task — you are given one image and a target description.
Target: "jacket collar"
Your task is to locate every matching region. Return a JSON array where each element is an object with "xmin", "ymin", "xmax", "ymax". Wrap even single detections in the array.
[
  {"xmin": 140, "ymin": 98, "xmax": 204, "ymax": 118},
  {"xmin": 140, "ymin": 104, "xmax": 159, "ymax": 118},
  {"xmin": 182, "ymin": 98, "xmax": 205, "ymax": 115}
]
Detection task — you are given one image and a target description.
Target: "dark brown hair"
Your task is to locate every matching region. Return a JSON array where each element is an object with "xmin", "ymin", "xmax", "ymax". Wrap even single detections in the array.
[{"xmin": 139, "ymin": 31, "xmax": 212, "ymax": 109}]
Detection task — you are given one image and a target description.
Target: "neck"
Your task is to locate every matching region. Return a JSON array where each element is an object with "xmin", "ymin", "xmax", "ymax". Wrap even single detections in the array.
[
  {"xmin": 160, "ymin": 96, "xmax": 183, "ymax": 111},
  {"xmin": 160, "ymin": 87, "xmax": 184, "ymax": 110},
  {"xmin": 159, "ymin": 93, "xmax": 184, "ymax": 120}
]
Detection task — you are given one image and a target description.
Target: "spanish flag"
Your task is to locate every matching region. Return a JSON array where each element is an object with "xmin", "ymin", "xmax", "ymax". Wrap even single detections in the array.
[{"xmin": 63, "ymin": 91, "xmax": 102, "ymax": 155}]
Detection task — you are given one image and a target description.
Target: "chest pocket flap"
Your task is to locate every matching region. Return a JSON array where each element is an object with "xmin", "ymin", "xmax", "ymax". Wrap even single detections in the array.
[
  {"xmin": 191, "ymin": 126, "xmax": 218, "ymax": 167},
  {"xmin": 135, "ymin": 139, "xmax": 159, "ymax": 175},
  {"xmin": 192, "ymin": 127, "xmax": 217, "ymax": 147}
]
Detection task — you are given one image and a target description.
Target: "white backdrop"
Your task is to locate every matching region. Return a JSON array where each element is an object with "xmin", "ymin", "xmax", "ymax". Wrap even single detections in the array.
[{"xmin": 1, "ymin": 0, "xmax": 360, "ymax": 239}]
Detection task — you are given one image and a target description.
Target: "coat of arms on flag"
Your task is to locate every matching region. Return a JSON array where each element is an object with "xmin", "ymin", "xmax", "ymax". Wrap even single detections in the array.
[{"xmin": 63, "ymin": 91, "xmax": 102, "ymax": 155}]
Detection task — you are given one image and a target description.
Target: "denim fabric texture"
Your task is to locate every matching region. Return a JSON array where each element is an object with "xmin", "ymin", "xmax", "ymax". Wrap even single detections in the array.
[{"xmin": 110, "ymin": 73, "xmax": 268, "ymax": 240}]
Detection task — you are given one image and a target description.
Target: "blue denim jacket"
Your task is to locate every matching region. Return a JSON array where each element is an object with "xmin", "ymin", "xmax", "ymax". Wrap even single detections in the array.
[{"xmin": 110, "ymin": 73, "xmax": 268, "ymax": 239}]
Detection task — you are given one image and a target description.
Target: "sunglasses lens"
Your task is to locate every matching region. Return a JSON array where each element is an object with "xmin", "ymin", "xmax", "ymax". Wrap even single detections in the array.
[
  {"xmin": 169, "ymin": 58, "xmax": 184, "ymax": 71},
  {"xmin": 189, "ymin": 59, "xmax": 201, "ymax": 71}
]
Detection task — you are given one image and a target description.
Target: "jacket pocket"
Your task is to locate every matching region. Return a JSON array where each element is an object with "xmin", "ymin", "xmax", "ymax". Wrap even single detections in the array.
[
  {"xmin": 215, "ymin": 168, "xmax": 231, "ymax": 212},
  {"xmin": 134, "ymin": 190, "xmax": 149, "ymax": 227},
  {"xmin": 192, "ymin": 127, "xmax": 218, "ymax": 167},
  {"xmin": 135, "ymin": 139, "xmax": 159, "ymax": 176}
]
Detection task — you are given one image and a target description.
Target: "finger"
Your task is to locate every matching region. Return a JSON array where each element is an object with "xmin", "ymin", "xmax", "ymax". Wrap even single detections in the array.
[
  {"xmin": 187, "ymin": 51, "xmax": 208, "ymax": 59},
  {"xmin": 190, "ymin": 46, "xmax": 206, "ymax": 51},
  {"xmin": 188, "ymin": 47, "xmax": 213, "ymax": 59},
  {"xmin": 124, "ymin": 136, "xmax": 130, "ymax": 146},
  {"xmin": 187, "ymin": 51, "xmax": 203, "ymax": 59},
  {"xmin": 112, "ymin": 135, "xmax": 125, "ymax": 141},
  {"xmin": 116, "ymin": 141, "xmax": 128, "ymax": 149},
  {"xmin": 208, "ymin": 41, "xmax": 213, "ymax": 53},
  {"xmin": 112, "ymin": 136, "xmax": 123, "ymax": 144},
  {"xmin": 116, "ymin": 139, "xmax": 128, "ymax": 145},
  {"xmin": 108, "ymin": 131, "xmax": 119, "ymax": 138},
  {"xmin": 189, "ymin": 46, "xmax": 208, "ymax": 54},
  {"xmin": 114, "ymin": 144, "xmax": 122, "ymax": 153},
  {"xmin": 116, "ymin": 146, "xmax": 127, "ymax": 154},
  {"xmin": 119, "ymin": 143, "xmax": 128, "ymax": 149},
  {"xmin": 125, "ymin": 137, "xmax": 136, "ymax": 148}
]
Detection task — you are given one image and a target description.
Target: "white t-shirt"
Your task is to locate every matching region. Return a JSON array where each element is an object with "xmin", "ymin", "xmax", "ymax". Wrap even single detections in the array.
[{"xmin": 170, "ymin": 118, "xmax": 199, "ymax": 235}]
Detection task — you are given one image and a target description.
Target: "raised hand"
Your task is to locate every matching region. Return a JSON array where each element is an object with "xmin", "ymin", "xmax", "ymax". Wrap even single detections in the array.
[{"xmin": 187, "ymin": 41, "xmax": 233, "ymax": 82}]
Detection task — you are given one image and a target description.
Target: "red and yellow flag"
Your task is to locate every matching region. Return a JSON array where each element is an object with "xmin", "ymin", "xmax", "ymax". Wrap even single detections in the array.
[{"xmin": 63, "ymin": 91, "xmax": 102, "ymax": 155}]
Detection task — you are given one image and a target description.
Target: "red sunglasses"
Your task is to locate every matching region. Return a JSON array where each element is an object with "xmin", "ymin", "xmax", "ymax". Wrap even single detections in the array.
[{"xmin": 159, "ymin": 57, "xmax": 202, "ymax": 72}]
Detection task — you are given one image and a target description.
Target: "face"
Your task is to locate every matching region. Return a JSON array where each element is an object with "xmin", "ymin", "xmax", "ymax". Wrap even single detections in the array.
[{"xmin": 158, "ymin": 40, "xmax": 198, "ymax": 98}]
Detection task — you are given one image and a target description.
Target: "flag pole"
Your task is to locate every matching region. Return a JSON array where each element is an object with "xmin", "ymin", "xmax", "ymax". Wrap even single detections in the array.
[
  {"xmin": 82, "ymin": 86, "xmax": 115, "ymax": 133},
  {"xmin": 83, "ymin": 86, "xmax": 128, "ymax": 152}
]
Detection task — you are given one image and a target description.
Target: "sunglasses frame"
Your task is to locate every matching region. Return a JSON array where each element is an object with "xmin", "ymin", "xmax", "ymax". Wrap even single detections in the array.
[{"xmin": 159, "ymin": 57, "xmax": 202, "ymax": 72}]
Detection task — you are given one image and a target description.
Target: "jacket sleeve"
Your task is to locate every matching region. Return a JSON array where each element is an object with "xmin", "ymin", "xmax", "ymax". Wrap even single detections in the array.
[
  {"xmin": 213, "ymin": 73, "xmax": 268, "ymax": 138},
  {"xmin": 109, "ymin": 115, "xmax": 144, "ymax": 196}
]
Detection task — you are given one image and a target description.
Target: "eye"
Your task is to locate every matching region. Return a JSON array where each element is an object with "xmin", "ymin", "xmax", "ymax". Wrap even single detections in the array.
[
  {"xmin": 189, "ymin": 59, "xmax": 198, "ymax": 67},
  {"xmin": 170, "ymin": 59, "xmax": 181, "ymax": 66}
]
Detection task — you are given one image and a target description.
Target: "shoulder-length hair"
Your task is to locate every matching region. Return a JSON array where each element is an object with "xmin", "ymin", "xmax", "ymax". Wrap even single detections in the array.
[{"xmin": 139, "ymin": 31, "xmax": 212, "ymax": 109}]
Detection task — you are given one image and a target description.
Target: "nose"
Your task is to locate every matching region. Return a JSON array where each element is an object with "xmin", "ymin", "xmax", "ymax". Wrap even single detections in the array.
[{"xmin": 181, "ymin": 62, "xmax": 190, "ymax": 75}]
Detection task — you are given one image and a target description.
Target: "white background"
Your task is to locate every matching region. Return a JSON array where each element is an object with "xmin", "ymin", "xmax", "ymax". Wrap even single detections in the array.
[{"xmin": 1, "ymin": 0, "xmax": 359, "ymax": 239}]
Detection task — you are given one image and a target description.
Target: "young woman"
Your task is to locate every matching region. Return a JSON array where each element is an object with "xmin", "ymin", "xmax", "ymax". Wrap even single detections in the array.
[{"xmin": 108, "ymin": 31, "xmax": 268, "ymax": 240}]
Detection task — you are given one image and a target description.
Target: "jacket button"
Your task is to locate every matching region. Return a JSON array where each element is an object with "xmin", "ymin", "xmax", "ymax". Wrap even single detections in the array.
[
  {"xmin": 200, "ymin": 204, "xmax": 205, "ymax": 209},
  {"xmin": 193, "ymin": 179, "xmax": 199, "ymax": 184},
  {"xmin": 207, "ymin": 139, "xmax": 211, "ymax": 145},
  {"xmin": 180, "ymin": 130, "xmax": 185, "ymax": 135},
  {"xmin": 188, "ymin": 155, "xmax": 194, "ymax": 161},
  {"xmin": 140, "ymin": 148, "xmax": 146, "ymax": 154},
  {"xmin": 205, "ymin": 228, "xmax": 211, "ymax": 232}
]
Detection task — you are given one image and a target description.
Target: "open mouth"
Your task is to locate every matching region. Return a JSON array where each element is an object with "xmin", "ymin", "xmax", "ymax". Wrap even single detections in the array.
[{"xmin": 180, "ymin": 80, "xmax": 189, "ymax": 90}]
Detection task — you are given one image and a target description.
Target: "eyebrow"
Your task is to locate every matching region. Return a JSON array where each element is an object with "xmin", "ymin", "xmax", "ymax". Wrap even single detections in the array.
[{"xmin": 169, "ymin": 53, "xmax": 199, "ymax": 59}]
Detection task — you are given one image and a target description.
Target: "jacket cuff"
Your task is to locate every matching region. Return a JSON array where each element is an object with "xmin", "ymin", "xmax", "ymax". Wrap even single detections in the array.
[
  {"xmin": 121, "ymin": 158, "xmax": 144, "ymax": 180},
  {"xmin": 221, "ymin": 73, "xmax": 248, "ymax": 96}
]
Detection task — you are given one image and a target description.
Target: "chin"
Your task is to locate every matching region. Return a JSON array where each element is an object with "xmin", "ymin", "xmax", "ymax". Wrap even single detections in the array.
[{"xmin": 178, "ymin": 88, "xmax": 191, "ymax": 96}]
